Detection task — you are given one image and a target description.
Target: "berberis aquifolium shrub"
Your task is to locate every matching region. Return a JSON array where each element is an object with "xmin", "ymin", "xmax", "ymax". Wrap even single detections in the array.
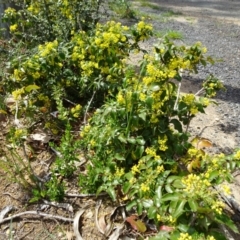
[
  {"xmin": 3, "ymin": 20, "xmax": 152, "ymax": 124},
  {"xmin": 79, "ymin": 38, "xmax": 240, "ymax": 239},
  {"xmin": 1, "ymin": 1, "xmax": 240, "ymax": 239}
]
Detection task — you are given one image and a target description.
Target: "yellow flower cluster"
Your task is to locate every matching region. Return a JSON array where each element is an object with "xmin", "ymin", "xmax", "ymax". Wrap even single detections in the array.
[
  {"xmin": 12, "ymin": 87, "xmax": 25, "ymax": 100},
  {"xmin": 212, "ymin": 200, "xmax": 225, "ymax": 215},
  {"xmin": 158, "ymin": 135, "xmax": 168, "ymax": 151},
  {"xmin": 115, "ymin": 167, "xmax": 124, "ymax": 178},
  {"xmin": 182, "ymin": 173, "xmax": 211, "ymax": 196},
  {"xmin": 168, "ymin": 58, "xmax": 190, "ymax": 71},
  {"xmin": 190, "ymin": 106, "xmax": 198, "ymax": 115},
  {"xmin": 182, "ymin": 94, "xmax": 195, "ymax": 105},
  {"xmin": 131, "ymin": 164, "xmax": 140, "ymax": 175},
  {"xmin": 80, "ymin": 124, "xmax": 91, "ymax": 138},
  {"xmin": 38, "ymin": 40, "xmax": 59, "ymax": 58},
  {"xmin": 116, "ymin": 91, "xmax": 125, "ymax": 105},
  {"xmin": 70, "ymin": 104, "xmax": 82, "ymax": 118},
  {"xmin": 14, "ymin": 129, "xmax": 26, "ymax": 139},
  {"xmin": 145, "ymin": 147, "xmax": 161, "ymax": 160},
  {"xmin": 234, "ymin": 150, "xmax": 240, "ymax": 160},
  {"xmin": 201, "ymin": 97, "xmax": 210, "ymax": 107},
  {"xmin": 222, "ymin": 184, "xmax": 231, "ymax": 196},
  {"xmin": 156, "ymin": 165, "xmax": 164, "ymax": 174},
  {"xmin": 140, "ymin": 183, "xmax": 149, "ymax": 192},
  {"xmin": 146, "ymin": 63, "xmax": 165, "ymax": 79},
  {"xmin": 178, "ymin": 233, "xmax": 192, "ymax": 240},
  {"xmin": 139, "ymin": 93, "xmax": 147, "ymax": 102},
  {"xmin": 136, "ymin": 21, "xmax": 153, "ymax": 41},
  {"xmin": 27, "ymin": 4, "xmax": 40, "ymax": 14},
  {"xmin": 207, "ymin": 236, "xmax": 216, "ymax": 240},
  {"xmin": 4, "ymin": 7, "xmax": 16, "ymax": 15},
  {"xmin": 10, "ymin": 24, "xmax": 18, "ymax": 32},
  {"xmin": 13, "ymin": 69, "xmax": 24, "ymax": 81}
]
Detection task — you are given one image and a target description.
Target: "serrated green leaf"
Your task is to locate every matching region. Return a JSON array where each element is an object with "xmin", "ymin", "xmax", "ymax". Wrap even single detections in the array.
[
  {"xmin": 106, "ymin": 187, "xmax": 116, "ymax": 201},
  {"xmin": 172, "ymin": 179, "xmax": 185, "ymax": 189},
  {"xmin": 151, "ymin": 85, "xmax": 160, "ymax": 92},
  {"xmin": 147, "ymin": 206, "xmax": 157, "ymax": 219},
  {"xmin": 156, "ymin": 186, "xmax": 162, "ymax": 199},
  {"xmin": 177, "ymin": 223, "xmax": 189, "ymax": 232},
  {"xmin": 210, "ymin": 231, "xmax": 228, "ymax": 240},
  {"xmin": 59, "ymin": 52, "xmax": 65, "ymax": 59},
  {"xmin": 25, "ymin": 85, "xmax": 40, "ymax": 92},
  {"xmin": 188, "ymin": 199, "xmax": 198, "ymax": 212},
  {"xmin": 208, "ymin": 170, "xmax": 220, "ymax": 181},
  {"xmin": 135, "ymin": 145, "xmax": 144, "ymax": 159},
  {"xmin": 114, "ymin": 153, "xmax": 125, "ymax": 161},
  {"xmin": 122, "ymin": 182, "xmax": 131, "ymax": 194},
  {"xmin": 169, "ymin": 200, "xmax": 178, "ymax": 214},
  {"xmin": 165, "ymin": 184, "xmax": 174, "ymax": 193},
  {"xmin": 149, "ymin": 231, "xmax": 170, "ymax": 240},
  {"xmin": 216, "ymin": 213, "xmax": 239, "ymax": 233},
  {"xmin": 161, "ymin": 192, "xmax": 180, "ymax": 202},
  {"xmin": 137, "ymin": 201, "xmax": 143, "ymax": 215},
  {"xmin": 127, "ymin": 137, "xmax": 136, "ymax": 144},
  {"xmin": 142, "ymin": 199, "xmax": 153, "ymax": 208},
  {"xmin": 172, "ymin": 200, "xmax": 186, "ymax": 218},
  {"xmin": 146, "ymin": 96, "xmax": 153, "ymax": 108},
  {"xmin": 170, "ymin": 119, "xmax": 182, "ymax": 132},
  {"xmin": 138, "ymin": 112, "xmax": 146, "ymax": 121},
  {"xmin": 166, "ymin": 175, "xmax": 181, "ymax": 184},
  {"xmin": 136, "ymin": 138, "xmax": 145, "ymax": 145},
  {"xmin": 118, "ymin": 135, "xmax": 127, "ymax": 143},
  {"xmin": 126, "ymin": 200, "xmax": 137, "ymax": 211}
]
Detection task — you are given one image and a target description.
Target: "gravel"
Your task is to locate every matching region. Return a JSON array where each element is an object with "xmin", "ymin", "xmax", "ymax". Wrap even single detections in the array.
[{"xmin": 133, "ymin": 3, "xmax": 240, "ymax": 148}]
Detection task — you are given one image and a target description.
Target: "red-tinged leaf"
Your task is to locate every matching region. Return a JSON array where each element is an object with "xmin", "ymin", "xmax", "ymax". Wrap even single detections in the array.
[
  {"xmin": 126, "ymin": 215, "xmax": 147, "ymax": 233},
  {"xmin": 159, "ymin": 225, "xmax": 175, "ymax": 232}
]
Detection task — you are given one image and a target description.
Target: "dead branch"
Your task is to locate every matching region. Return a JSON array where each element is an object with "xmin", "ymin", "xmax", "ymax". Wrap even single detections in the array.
[{"xmin": 0, "ymin": 211, "xmax": 73, "ymax": 224}]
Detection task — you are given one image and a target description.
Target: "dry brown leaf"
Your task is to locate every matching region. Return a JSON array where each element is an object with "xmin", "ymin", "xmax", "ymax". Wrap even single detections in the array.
[
  {"xmin": 191, "ymin": 137, "xmax": 212, "ymax": 149},
  {"xmin": 73, "ymin": 209, "xmax": 85, "ymax": 240}
]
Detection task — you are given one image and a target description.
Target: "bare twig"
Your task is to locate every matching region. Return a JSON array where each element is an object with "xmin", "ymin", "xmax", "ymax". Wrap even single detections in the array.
[
  {"xmin": 0, "ymin": 211, "xmax": 73, "ymax": 224},
  {"xmin": 83, "ymin": 90, "xmax": 96, "ymax": 125},
  {"xmin": 42, "ymin": 200, "xmax": 74, "ymax": 212},
  {"xmin": 174, "ymin": 81, "xmax": 181, "ymax": 110},
  {"xmin": 173, "ymin": 69, "xmax": 183, "ymax": 111},
  {"xmin": 65, "ymin": 192, "xmax": 108, "ymax": 198},
  {"xmin": 194, "ymin": 87, "xmax": 205, "ymax": 96}
]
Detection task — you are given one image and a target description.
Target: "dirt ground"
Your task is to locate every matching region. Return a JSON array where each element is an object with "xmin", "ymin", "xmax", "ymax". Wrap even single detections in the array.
[{"xmin": 1, "ymin": 1, "xmax": 240, "ymax": 239}]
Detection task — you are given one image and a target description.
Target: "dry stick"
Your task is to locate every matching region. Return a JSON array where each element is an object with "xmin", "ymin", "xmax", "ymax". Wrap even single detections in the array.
[
  {"xmin": 173, "ymin": 69, "xmax": 183, "ymax": 111},
  {"xmin": 174, "ymin": 81, "xmax": 181, "ymax": 111},
  {"xmin": 83, "ymin": 90, "xmax": 96, "ymax": 125},
  {"xmin": 194, "ymin": 87, "xmax": 205, "ymax": 97},
  {"xmin": 0, "ymin": 211, "xmax": 73, "ymax": 224},
  {"xmin": 65, "ymin": 192, "xmax": 108, "ymax": 198}
]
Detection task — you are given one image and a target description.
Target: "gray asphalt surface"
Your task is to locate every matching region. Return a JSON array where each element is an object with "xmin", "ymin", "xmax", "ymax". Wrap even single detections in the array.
[{"xmin": 135, "ymin": 0, "xmax": 240, "ymax": 150}]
